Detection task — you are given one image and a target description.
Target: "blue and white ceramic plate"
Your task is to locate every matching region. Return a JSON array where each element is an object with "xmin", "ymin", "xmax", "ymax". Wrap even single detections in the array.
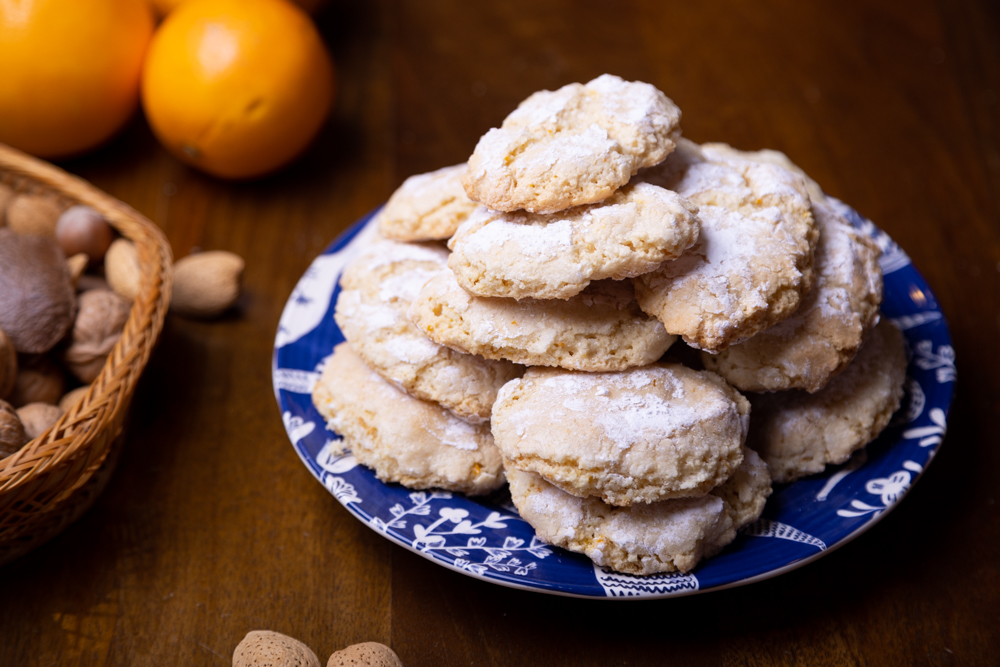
[{"xmin": 272, "ymin": 198, "xmax": 954, "ymax": 599}]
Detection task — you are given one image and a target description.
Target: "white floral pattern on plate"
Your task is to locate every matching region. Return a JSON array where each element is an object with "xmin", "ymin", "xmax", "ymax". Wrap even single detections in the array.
[
  {"xmin": 837, "ymin": 461, "xmax": 924, "ymax": 519},
  {"xmin": 370, "ymin": 493, "xmax": 553, "ymax": 577},
  {"xmin": 273, "ymin": 203, "xmax": 954, "ymax": 598},
  {"xmin": 912, "ymin": 341, "xmax": 957, "ymax": 383}
]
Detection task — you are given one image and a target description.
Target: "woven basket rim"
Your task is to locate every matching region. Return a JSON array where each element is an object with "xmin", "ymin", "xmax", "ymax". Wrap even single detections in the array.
[{"xmin": 0, "ymin": 142, "xmax": 173, "ymax": 510}]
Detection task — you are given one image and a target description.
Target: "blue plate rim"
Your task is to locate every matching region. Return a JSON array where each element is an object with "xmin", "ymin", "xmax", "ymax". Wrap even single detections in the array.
[{"xmin": 271, "ymin": 200, "xmax": 955, "ymax": 599}]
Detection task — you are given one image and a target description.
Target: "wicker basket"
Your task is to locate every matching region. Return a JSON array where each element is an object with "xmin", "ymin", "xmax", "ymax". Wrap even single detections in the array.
[{"xmin": 0, "ymin": 143, "xmax": 172, "ymax": 565}]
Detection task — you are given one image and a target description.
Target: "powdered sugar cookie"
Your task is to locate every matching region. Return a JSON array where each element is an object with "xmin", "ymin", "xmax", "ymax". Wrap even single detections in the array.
[
  {"xmin": 700, "ymin": 142, "xmax": 827, "ymax": 204},
  {"xmin": 335, "ymin": 240, "xmax": 523, "ymax": 423},
  {"xmin": 492, "ymin": 365, "xmax": 749, "ymax": 505},
  {"xmin": 702, "ymin": 198, "xmax": 882, "ymax": 393},
  {"xmin": 464, "ymin": 74, "xmax": 682, "ymax": 214},
  {"xmin": 746, "ymin": 319, "xmax": 907, "ymax": 483},
  {"xmin": 506, "ymin": 447, "xmax": 771, "ymax": 575},
  {"xmin": 377, "ymin": 164, "xmax": 478, "ymax": 241},
  {"xmin": 447, "ymin": 181, "xmax": 699, "ymax": 300},
  {"xmin": 312, "ymin": 343, "xmax": 505, "ymax": 495},
  {"xmin": 409, "ymin": 269, "xmax": 674, "ymax": 371},
  {"xmin": 634, "ymin": 139, "xmax": 818, "ymax": 352}
]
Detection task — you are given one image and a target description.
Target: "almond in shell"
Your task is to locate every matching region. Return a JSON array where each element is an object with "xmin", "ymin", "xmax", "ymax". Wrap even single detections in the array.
[{"xmin": 171, "ymin": 250, "xmax": 244, "ymax": 318}]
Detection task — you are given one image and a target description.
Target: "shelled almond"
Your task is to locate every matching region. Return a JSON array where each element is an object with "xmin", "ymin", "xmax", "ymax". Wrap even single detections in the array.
[
  {"xmin": 171, "ymin": 250, "xmax": 244, "ymax": 317},
  {"xmin": 105, "ymin": 238, "xmax": 142, "ymax": 300}
]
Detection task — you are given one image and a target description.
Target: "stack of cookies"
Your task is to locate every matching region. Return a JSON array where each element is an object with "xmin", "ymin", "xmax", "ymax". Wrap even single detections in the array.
[{"xmin": 312, "ymin": 74, "xmax": 907, "ymax": 575}]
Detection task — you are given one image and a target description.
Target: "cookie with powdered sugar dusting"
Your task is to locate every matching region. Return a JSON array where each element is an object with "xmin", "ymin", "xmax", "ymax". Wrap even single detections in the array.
[
  {"xmin": 746, "ymin": 319, "xmax": 907, "ymax": 483},
  {"xmin": 335, "ymin": 240, "xmax": 523, "ymax": 423},
  {"xmin": 377, "ymin": 164, "xmax": 478, "ymax": 241},
  {"xmin": 409, "ymin": 268, "xmax": 674, "ymax": 371},
  {"xmin": 492, "ymin": 365, "xmax": 749, "ymax": 506},
  {"xmin": 447, "ymin": 181, "xmax": 700, "ymax": 300},
  {"xmin": 506, "ymin": 447, "xmax": 771, "ymax": 575},
  {"xmin": 312, "ymin": 343, "xmax": 505, "ymax": 495},
  {"xmin": 633, "ymin": 139, "xmax": 818, "ymax": 353},
  {"xmin": 700, "ymin": 142, "xmax": 827, "ymax": 204},
  {"xmin": 464, "ymin": 74, "xmax": 682, "ymax": 214},
  {"xmin": 702, "ymin": 197, "xmax": 883, "ymax": 392}
]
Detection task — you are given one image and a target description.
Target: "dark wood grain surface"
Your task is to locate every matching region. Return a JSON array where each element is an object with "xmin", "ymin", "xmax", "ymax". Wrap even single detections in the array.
[{"xmin": 3, "ymin": 0, "xmax": 1000, "ymax": 664}]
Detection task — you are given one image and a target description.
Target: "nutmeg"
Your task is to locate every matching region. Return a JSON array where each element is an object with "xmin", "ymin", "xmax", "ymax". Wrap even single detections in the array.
[
  {"xmin": 55, "ymin": 205, "xmax": 114, "ymax": 262},
  {"xmin": 16, "ymin": 403, "xmax": 64, "ymax": 441},
  {"xmin": 0, "ymin": 327, "xmax": 16, "ymax": 400},
  {"xmin": 0, "ymin": 228, "xmax": 77, "ymax": 354},
  {"xmin": 327, "ymin": 643, "xmax": 403, "ymax": 667},
  {"xmin": 6, "ymin": 193, "xmax": 62, "ymax": 237},
  {"xmin": 105, "ymin": 238, "xmax": 142, "ymax": 300},
  {"xmin": 171, "ymin": 250, "xmax": 245, "ymax": 318},
  {"xmin": 63, "ymin": 289, "xmax": 131, "ymax": 383},
  {"xmin": 0, "ymin": 400, "xmax": 28, "ymax": 459},
  {"xmin": 233, "ymin": 631, "xmax": 320, "ymax": 667},
  {"xmin": 10, "ymin": 356, "xmax": 65, "ymax": 408}
]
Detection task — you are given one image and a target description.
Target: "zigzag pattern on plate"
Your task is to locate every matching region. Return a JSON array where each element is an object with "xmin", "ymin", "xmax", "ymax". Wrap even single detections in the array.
[
  {"xmin": 593, "ymin": 566, "xmax": 699, "ymax": 597},
  {"xmin": 742, "ymin": 518, "xmax": 827, "ymax": 551},
  {"xmin": 273, "ymin": 368, "xmax": 320, "ymax": 394}
]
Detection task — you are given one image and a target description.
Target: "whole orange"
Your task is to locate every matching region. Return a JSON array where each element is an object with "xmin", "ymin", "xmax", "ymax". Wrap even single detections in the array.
[
  {"xmin": 0, "ymin": 0, "xmax": 154, "ymax": 158},
  {"xmin": 150, "ymin": 0, "xmax": 329, "ymax": 18},
  {"xmin": 150, "ymin": 0, "xmax": 185, "ymax": 17},
  {"xmin": 141, "ymin": 0, "xmax": 335, "ymax": 179}
]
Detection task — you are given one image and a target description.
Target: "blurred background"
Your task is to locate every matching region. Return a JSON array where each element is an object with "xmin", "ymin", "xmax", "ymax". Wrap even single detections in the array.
[{"xmin": 1, "ymin": 0, "xmax": 998, "ymax": 665}]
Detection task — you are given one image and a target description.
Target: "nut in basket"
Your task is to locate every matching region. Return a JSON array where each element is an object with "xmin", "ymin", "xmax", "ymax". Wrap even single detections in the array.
[{"xmin": 0, "ymin": 142, "xmax": 173, "ymax": 565}]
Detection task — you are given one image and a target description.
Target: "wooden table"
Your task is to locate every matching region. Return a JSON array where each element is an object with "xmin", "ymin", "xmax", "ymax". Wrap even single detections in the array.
[{"xmin": 2, "ymin": 1, "xmax": 999, "ymax": 664}]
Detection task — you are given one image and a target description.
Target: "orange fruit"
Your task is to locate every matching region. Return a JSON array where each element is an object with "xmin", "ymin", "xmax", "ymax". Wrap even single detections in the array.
[
  {"xmin": 150, "ymin": 0, "xmax": 328, "ymax": 18},
  {"xmin": 0, "ymin": 0, "xmax": 154, "ymax": 158},
  {"xmin": 141, "ymin": 0, "xmax": 335, "ymax": 179},
  {"xmin": 150, "ymin": 0, "xmax": 184, "ymax": 17}
]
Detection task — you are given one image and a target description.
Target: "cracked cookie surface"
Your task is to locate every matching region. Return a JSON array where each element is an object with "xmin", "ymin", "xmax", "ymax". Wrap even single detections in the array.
[
  {"xmin": 700, "ymin": 142, "xmax": 827, "ymax": 204},
  {"xmin": 702, "ymin": 197, "xmax": 883, "ymax": 392},
  {"xmin": 634, "ymin": 139, "xmax": 818, "ymax": 352},
  {"xmin": 335, "ymin": 240, "xmax": 523, "ymax": 423},
  {"xmin": 312, "ymin": 343, "xmax": 505, "ymax": 495},
  {"xmin": 464, "ymin": 74, "xmax": 682, "ymax": 213},
  {"xmin": 448, "ymin": 181, "xmax": 699, "ymax": 300},
  {"xmin": 409, "ymin": 269, "xmax": 674, "ymax": 371},
  {"xmin": 506, "ymin": 447, "xmax": 770, "ymax": 574},
  {"xmin": 377, "ymin": 164, "xmax": 478, "ymax": 241},
  {"xmin": 745, "ymin": 319, "xmax": 907, "ymax": 483},
  {"xmin": 491, "ymin": 364, "xmax": 749, "ymax": 505}
]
